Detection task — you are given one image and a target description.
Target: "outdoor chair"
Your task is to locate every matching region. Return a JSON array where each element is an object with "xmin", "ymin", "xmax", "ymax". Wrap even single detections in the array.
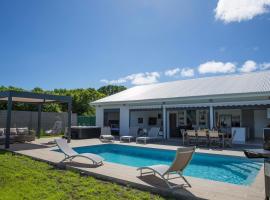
[
  {"xmin": 120, "ymin": 126, "xmax": 138, "ymax": 143},
  {"xmin": 100, "ymin": 126, "xmax": 114, "ymax": 142},
  {"xmin": 55, "ymin": 138, "xmax": 104, "ymax": 166},
  {"xmin": 186, "ymin": 130, "xmax": 197, "ymax": 145},
  {"xmin": 45, "ymin": 121, "xmax": 62, "ymax": 135},
  {"xmin": 224, "ymin": 130, "xmax": 237, "ymax": 147},
  {"xmin": 137, "ymin": 146, "xmax": 195, "ymax": 188},
  {"xmin": 209, "ymin": 130, "xmax": 222, "ymax": 147},
  {"xmin": 136, "ymin": 127, "xmax": 162, "ymax": 144},
  {"xmin": 196, "ymin": 129, "xmax": 208, "ymax": 146}
]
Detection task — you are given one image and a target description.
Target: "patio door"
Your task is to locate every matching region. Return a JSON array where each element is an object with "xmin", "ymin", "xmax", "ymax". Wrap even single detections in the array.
[{"xmin": 169, "ymin": 113, "xmax": 178, "ymax": 137}]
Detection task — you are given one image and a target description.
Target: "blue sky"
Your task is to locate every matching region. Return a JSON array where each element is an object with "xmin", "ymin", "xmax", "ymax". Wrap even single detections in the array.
[{"xmin": 0, "ymin": 0, "xmax": 270, "ymax": 90}]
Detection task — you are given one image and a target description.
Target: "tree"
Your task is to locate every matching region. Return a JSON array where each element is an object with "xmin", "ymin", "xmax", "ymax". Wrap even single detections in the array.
[{"xmin": 97, "ymin": 85, "xmax": 126, "ymax": 96}]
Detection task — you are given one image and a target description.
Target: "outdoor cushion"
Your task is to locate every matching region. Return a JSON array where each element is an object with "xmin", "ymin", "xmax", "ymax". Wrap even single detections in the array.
[
  {"xmin": 17, "ymin": 127, "xmax": 29, "ymax": 135},
  {"xmin": 9, "ymin": 128, "xmax": 17, "ymax": 135},
  {"xmin": 0, "ymin": 128, "xmax": 5, "ymax": 136}
]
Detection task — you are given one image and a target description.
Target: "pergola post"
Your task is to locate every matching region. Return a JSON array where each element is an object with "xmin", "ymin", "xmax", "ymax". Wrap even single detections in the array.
[
  {"xmin": 37, "ymin": 104, "xmax": 42, "ymax": 138},
  {"xmin": 5, "ymin": 93, "xmax": 12, "ymax": 149},
  {"xmin": 67, "ymin": 101, "xmax": 72, "ymax": 143}
]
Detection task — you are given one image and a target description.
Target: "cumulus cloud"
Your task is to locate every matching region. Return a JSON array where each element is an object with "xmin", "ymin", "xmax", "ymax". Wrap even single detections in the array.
[
  {"xmin": 215, "ymin": 0, "xmax": 270, "ymax": 23},
  {"xmin": 100, "ymin": 72, "xmax": 160, "ymax": 86},
  {"xmin": 239, "ymin": 60, "xmax": 258, "ymax": 73},
  {"xmin": 260, "ymin": 62, "xmax": 270, "ymax": 70},
  {"xmin": 164, "ymin": 68, "xmax": 180, "ymax": 77},
  {"xmin": 180, "ymin": 68, "xmax": 195, "ymax": 77},
  {"xmin": 198, "ymin": 61, "xmax": 236, "ymax": 74}
]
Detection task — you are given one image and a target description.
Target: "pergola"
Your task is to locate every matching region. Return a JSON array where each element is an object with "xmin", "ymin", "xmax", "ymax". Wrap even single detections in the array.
[{"xmin": 0, "ymin": 91, "xmax": 72, "ymax": 148}]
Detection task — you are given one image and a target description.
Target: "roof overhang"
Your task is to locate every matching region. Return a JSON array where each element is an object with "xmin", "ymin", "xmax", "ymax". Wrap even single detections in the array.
[
  {"xmin": 91, "ymin": 91, "xmax": 270, "ymax": 107},
  {"xmin": 0, "ymin": 91, "xmax": 72, "ymax": 104}
]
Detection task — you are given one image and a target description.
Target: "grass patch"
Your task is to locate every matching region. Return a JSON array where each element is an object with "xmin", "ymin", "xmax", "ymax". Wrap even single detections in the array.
[{"xmin": 0, "ymin": 150, "xmax": 167, "ymax": 200}]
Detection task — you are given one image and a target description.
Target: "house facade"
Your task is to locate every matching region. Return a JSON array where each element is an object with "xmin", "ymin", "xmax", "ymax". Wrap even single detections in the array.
[{"xmin": 92, "ymin": 71, "xmax": 270, "ymax": 143}]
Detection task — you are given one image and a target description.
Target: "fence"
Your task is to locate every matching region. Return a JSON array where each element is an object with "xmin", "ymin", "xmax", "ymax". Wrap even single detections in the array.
[
  {"xmin": 77, "ymin": 116, "xmax": 96, "ymax": 126},
  {"xmin": 0, "ymin": 110, "xmax": 77, "ymax": 131}
]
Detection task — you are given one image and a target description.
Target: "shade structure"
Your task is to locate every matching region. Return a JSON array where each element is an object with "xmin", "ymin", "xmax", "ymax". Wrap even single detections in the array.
[{"xmin": 0, "ymin": 91, "xmax": 72, "ymax": 148}]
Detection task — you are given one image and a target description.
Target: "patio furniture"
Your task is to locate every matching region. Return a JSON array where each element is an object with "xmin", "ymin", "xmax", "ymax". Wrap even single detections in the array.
[
  {"xmin": 120, "ymin": 126, "xmax": 138, "ymax": 143},
  {"xmin": 45, "ymin": 121, "xmax": 62, "ymax": 135},
  {"xmin": 186, "ymin": 130, "xmax": 197, "ymax": 145},
  {"xmin": 136, "ymin": 127, "xmax": 162, "ymax": 144},
  {"xmin": 196, "ymin": 129, "xmax": 208, "ymax": 146},
  {"xmin": 100, "ymin": 126, "xmax": 114, "ymax": 142},
  {"xmin": 0, "ymin": 127, "xmax": 35, "ymax": 145},
  {"xmin": 55, "ymin": 138, "xmax": 104, "ymax": 166},
  {"xmin": 209, "ymin": 130, "xmax": 222, "ymax": 147},
  {"xmin": 224, "ymin": 130, "xmax": 237, "ymax": 147},
  {"xmin": 137, "ymin": 146, "xmax": 196, "ymax": 188}
]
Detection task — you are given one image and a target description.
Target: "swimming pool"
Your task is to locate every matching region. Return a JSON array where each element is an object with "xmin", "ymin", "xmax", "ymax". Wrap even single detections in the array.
[{"xmin": 67, "ymin": 144, "xmax": 262, "ymax": 185}]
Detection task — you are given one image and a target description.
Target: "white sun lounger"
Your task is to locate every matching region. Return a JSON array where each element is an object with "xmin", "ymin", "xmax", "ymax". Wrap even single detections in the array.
[
  {"xmin": 100, "ymin": 127, "xmax": 114, "ymax": 142},
  {"xmin": 136, "ymin": 127, "xmax": 161, "ymax": 144},
  {"xmin": 55, "ymin": 139, "xmax": 104, "ymax": 166},
  {"xmin": 120, "ymin": 127, "xmax": 139, "ymax": 142},
  {"xmin": 137, "ymin": 146, "xmax": 195, "ymax": 188}
]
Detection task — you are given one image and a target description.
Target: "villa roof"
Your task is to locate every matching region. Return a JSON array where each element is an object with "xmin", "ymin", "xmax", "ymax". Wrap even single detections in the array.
[{"xmin": 92, "ymin": 70, "xmax": 270, "ymax": 105}]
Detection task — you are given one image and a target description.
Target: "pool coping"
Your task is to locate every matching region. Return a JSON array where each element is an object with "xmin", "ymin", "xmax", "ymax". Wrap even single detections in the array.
[{"xmin": 0, "ymin": 138, "xmax": 266, "ymax": 200}]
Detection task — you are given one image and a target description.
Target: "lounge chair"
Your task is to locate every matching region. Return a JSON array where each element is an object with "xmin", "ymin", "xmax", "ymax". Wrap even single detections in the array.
[
  {"xmin": 55, "ymin": 138, "xmax": 104, "ymax": 166},
  {"xmin": 100, "ymin": 126, "xmax": 114, "ymax": 142},
  {"xmin": 45, "ymin": 121, "xmax": 62, "ymax": 135},
  {"xmin": 137, "ymin": 146, "xmax": 195, "ymax": 188},
  {"xmin": 120, "ymin": 126, "xmax": 138, "ymax": 142},
  {"xmin": 136, "ymin": 127, "xmax": 161, "ymax": 144}
]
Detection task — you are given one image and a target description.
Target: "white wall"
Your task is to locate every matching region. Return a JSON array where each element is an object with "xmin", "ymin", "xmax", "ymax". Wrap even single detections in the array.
[
  {"xmin": 95, "ymin": 107, "xmax": 104, "ymax": 127},
  {"xmin": 130, "ymin": 110, "xmax": 162, "ymax": 130},
  {"xmin": 254, "ymin": 110, "xmax": 270, "ymax": 138},
  {"xmin": 120, "ymin": 106, "xmax": 129, "ymax": 136}
]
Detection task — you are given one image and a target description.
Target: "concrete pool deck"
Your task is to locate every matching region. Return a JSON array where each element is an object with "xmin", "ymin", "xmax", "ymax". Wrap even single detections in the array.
[{"xmin": 0, "ymin": 138, "xmax": 265, "ymax": 200}]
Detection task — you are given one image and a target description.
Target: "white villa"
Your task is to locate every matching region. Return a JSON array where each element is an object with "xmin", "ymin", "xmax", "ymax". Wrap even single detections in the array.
[{"xmin": 92, "ymin": 71, "xmax": 270, "ymax": 144}]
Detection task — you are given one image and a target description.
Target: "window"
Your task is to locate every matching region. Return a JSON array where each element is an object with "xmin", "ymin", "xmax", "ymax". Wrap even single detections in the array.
[
  {"xmin": 138, "ymin": 118, "xmax": 143, "ymax": 124},
  {"xmin": 148, "ymin": 117, "xmax": 157, "ymax": 125}
]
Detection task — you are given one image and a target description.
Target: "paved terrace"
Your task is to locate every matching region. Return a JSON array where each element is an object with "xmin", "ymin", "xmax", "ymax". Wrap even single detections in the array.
[{"xmin": 0, "ymin": 138, "xmax": 265, "ymax": 200}]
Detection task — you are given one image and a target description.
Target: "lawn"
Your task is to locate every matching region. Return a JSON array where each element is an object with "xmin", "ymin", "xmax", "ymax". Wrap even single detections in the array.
[{"xmin": 0, "ymin": 150, "xmax": 166, "ymax": 200}]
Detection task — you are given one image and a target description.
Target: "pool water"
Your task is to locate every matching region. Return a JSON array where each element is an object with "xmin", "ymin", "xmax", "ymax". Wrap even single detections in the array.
[{"xmin": 68, "ymin": 144, "xmax": 262, "ymax": 185}]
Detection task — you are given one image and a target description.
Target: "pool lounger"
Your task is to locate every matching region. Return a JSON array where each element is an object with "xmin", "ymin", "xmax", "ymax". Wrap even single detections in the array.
[
  {"xmin": 137, "ymin": 146, "xmax": 195, "ymax": 189},
  {"xmin": 120, "ymin": 127, "xmax": 139, "ymax": 143},
  {"xmin": 136, "ymin": 127, "xmax": 161, "ymax": 144},
  {"xmin": 100, "ymin": 127, "xmax": 115, "ymax": 142},
  {"xmin": 55, "ymin": 138, "xmax": 104, "ymax": 166}
]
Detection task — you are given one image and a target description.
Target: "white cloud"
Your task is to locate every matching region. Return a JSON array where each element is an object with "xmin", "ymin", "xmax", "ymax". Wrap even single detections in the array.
[
  {"xmin": 239, "ymin": 60, "xmax": 258, "ymax": 73},
  {"xmin": 260, "ymin": 62, "xmax": 270, "ymax": 70},
  {"xmin": 180, "ymin": 68, "xmax": 195, "ymax": 77},
  {"xmin": 198, "ymin": 61, "xmax": 236, "ymax": 74},
  {"xmin": 215, "ymin": 0, "xmax": 270, "ymax": 23},
  {"xmin": 100, "ymin": 72, "xmax": 160, "ymax": 86},
  {"xmin": 164, "ymin": 68, "xmax": 180, "ymax": 77}
]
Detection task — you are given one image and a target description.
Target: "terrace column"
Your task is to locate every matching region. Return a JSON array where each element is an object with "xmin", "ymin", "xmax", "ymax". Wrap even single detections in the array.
[
  {"xmin": 37, "ymin": 104, "xmax": 42, "ymax": 139},
  {"xmin": 120, "ymin": 106, "xmax": 129, "ymax": 136},
  {"xmin": 95, "ymin": 107, "xmax": 104, "ymax": 127},
  {"xmin": 209, "ymin": 105, "xmax": 214, "ymax": 129},
  {"xmin": 5, "ymin": 93, "xmax": 12, "ymax": 149},
  {"xmin": 67, "ymin": 101, "xmax": 72, "ymax": 143},
  {"xmin": 162, "ymin": 106, "xmax": 167, "ymax": 139}
]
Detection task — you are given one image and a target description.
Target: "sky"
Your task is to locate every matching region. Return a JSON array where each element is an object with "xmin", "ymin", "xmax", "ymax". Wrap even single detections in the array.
[{"xmin": 0, "ymin": 0, "xmax": 270, "ymax": 90}]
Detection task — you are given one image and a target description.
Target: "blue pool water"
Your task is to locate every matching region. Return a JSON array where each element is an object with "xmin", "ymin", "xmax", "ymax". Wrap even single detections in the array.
[{"xmin": 64, "ymin": 144, "xmax": 262, "ymax": 185}]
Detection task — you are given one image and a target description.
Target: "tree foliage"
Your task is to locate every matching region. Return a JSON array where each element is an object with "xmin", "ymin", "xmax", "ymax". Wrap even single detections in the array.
[
  {"xmin": 0, "ymin": 85, "xmax": 126, "ymax": 116},
  {"xmin": 97, "ymin": 85, "xmax": 126, "ymax": 96}
]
